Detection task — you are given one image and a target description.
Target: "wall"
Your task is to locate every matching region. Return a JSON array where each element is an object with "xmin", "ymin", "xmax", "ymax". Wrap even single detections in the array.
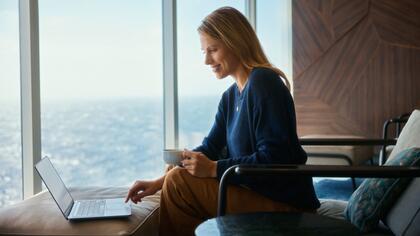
[{"xmin": 292, "ymin": 0, "xmax": 420, "ymax": 138}]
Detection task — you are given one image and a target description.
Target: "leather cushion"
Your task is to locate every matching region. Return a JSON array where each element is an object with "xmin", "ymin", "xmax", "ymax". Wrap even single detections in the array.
[{"xmin": 0, "ymin": 187, "xmax": 160, "ymax": 236}]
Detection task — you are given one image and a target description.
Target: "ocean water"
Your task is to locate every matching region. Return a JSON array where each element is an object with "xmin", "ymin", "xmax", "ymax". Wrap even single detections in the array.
[
  {"xmin": 0, "ymin": 102, "xmax": 22, "ymax": 208},
  {"xmin": 0, "ymin": 96, "xmax": 220, "ymax": 208}
]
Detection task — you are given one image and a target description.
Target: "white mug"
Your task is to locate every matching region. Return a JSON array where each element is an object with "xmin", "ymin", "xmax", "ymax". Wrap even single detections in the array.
[{"xmin": 163, "ymin": 149, "xmax": 183, "ymax": 165}]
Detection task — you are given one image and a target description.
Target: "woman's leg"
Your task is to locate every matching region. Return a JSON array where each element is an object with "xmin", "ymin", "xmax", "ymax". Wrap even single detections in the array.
[
  {"xmin": 159, "ymin": 167, "xmax": 305, "ymax": 236},
  {"xmin": 159, "ymin": 167, "xmax": 218, "ymax": 236}
]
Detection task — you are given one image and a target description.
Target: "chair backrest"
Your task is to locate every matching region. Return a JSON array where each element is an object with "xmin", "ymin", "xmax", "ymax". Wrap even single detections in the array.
[
  {"xmin": 387, "ymin": 110, "xmax": 420, "ymax": 161},
  {"xmin": 380, "ymin": 113, "xmax": 410, "ymax": 165},
  {"xmin": 385, "ymin": 178, "xmax": 420, "ymax": 236},
  {"xmin": 384, "ymin": 109, "xmax": 420, "ymax": 236}
]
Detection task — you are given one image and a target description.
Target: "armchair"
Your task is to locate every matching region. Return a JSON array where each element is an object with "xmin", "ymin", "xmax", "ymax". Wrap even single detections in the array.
[
  {"xmin": 218, "ymin": 165, "xmax": 420, "ymax": 216},
  {"xmin": 216, "ymin": 109, "xmax": 420, "ymax": 235}
]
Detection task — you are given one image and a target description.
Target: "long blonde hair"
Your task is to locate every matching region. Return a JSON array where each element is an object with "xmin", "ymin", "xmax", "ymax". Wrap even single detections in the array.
[{"xmin": 198, "ymin": 7, "xmax": 290, "ymax": 90}]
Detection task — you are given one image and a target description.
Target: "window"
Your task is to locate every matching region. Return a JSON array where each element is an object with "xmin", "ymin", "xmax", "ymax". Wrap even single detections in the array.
[
  {"xmin": 0, "ymin": 0, "xmax": 22, "ymax": 207},
  {"xmin": 38, "ymin": 0, "xmax": 163, "ymax": 187},
  {"xmin": 3, "ymin": 0, "xmax": 293, "ymax": 199},
  {"xmin": 257, "ymin": 0, "xmax": 293, "ymax": 89},
  {"xmin": 177, "ymin": 1, "xmax": 245, "ymax": 149}
]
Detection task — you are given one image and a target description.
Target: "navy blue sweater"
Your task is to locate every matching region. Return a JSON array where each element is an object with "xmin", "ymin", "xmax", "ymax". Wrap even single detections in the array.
[{"xmin": 194, "ymin": 67, "xmax": 320, "ymax": 210}]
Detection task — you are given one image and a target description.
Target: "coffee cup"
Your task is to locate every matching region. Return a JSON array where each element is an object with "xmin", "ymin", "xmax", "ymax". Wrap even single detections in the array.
[{"xmin": 163, "ymin": 149, "xmax": 184, "ymax": 165}]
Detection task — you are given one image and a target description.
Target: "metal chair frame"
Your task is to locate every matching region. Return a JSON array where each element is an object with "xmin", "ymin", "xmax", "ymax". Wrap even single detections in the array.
[
  {"xmin": 218, "ymin": 163, "xmax": 420, "ymax": 216},
  {"xmin": 380, "ymin": 113, "xmax": 411, "ymax": 165}
]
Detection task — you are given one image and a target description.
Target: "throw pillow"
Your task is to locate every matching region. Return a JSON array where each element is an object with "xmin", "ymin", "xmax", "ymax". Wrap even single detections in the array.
[{"xmin": 344, "ymin": 148, "xmax": 420, "ymax": 233}]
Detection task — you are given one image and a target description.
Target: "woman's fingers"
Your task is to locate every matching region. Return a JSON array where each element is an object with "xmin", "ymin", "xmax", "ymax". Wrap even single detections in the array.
[
  {"xmin": 181, "ymin": 157, "xmax": 196, "ymax": 167},
  {"xmin": 125, "ymin": 187, "xmax": 136, "ymax": 202},
  {"xmin": 125, "ymin": 181, "xmax": 144, "ymax": 203},
  {"xmin": 131, "ymin": 190, "xmax": 150, "ymax": 203},
  {"xmin": 183, "ymin": 149, "xmax": 192, "ymax": 159},
  {"xmin": 128, "ymin": 188, "xmax": 149, "ymax": 204},
  {"xmin": 183, "ymin": 149, "xmax": 202, "ymax": 159},
  {"xmin": 181, "ymin": 155, "xmax": 198, "ymax": 175}
]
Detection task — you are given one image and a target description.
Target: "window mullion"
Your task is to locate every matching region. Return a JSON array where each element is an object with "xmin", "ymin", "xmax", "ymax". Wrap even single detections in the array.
[
  {"xmin": 162, "ymin": 0, "xmax": 179, "ymax": 149},
  {"xmin": 19, "ymin": 0, "xmax": 42, "ymax": 199},
  {"xmin": 245, "ymin": 0, "xmax": 256, "ymax": 30}
]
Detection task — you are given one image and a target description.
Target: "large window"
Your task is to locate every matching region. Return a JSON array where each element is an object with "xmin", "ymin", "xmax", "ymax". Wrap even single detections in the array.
[
  {"xmin": 0, "ymin": 0, "xmax": 22, "ymax": 207},
  {"xmin": 38, "ymin": 0, "xmax": 163, "ymax": 187},
  {"xmin": 1, "ymin": 0, "xmax": 294, "ymax": 200},
  {"xmin": 257, "ymin": 0, "xmax": 293, "ymax": 88},
  {"xmin": 177, "ymin": 1, "xmax": 245, "ymax": 149}
]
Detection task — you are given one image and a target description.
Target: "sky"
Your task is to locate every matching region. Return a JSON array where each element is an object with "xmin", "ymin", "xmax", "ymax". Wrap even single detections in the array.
[{"xmin": 0, "ymin": 0, "xmax": 292, "ymax": 101}]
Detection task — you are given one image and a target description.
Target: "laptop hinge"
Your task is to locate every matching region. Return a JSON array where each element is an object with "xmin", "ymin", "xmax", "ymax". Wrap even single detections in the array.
[{"xmin": 64, "ymin": 200, "xmax": 74, "ymax": 218}]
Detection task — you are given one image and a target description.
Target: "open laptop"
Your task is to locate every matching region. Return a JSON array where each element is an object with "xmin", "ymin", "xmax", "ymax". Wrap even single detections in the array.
[{"xmin": 35, "ymin": 157, "xmax": 131, "ymax": 220}]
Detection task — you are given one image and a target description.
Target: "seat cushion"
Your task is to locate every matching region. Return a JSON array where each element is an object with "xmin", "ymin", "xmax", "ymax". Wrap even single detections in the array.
[
  {"xmin": 317, "ymin": 199, "xmax": 393, "ymax": 236},
  {"xmin": 344, "ymin": 148, "xmax": 420, "ymax": 233},
  {"xmin": 0, "ymin": 187, "xmax": 160, "ymax": 236},
  {"xmin": 317, "ymin": 199, "xmax": 347, "ymax": 220},
  {"xmin": 303, "ymin": 135, "xmax": 374, "ymax": 166}
]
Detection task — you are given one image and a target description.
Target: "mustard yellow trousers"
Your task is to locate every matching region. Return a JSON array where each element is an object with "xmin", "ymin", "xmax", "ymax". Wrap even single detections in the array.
[{"xmin": 158, "ymin": 167, "xmax": 308, "ymax": 236}]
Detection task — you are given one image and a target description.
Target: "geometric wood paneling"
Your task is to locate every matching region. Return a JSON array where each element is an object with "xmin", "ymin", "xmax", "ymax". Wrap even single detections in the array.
[
  {"xmin": 293, "ymin": 0, "xmax": 420, "ymax": 138},
  {"xmin": 332, "ymin": 0, "xmax": 369, "ymax": 40},
  {"xmin": 293, "ymin": 0, "xmax": 334, "ymax": 77},
  {"xmin": 371, "ymin": 0, "xmax": 420, "ymax": 48}
]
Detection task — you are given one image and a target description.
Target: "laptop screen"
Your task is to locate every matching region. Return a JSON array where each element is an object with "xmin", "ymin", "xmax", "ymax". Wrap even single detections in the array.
[{"xmin": 35, "ymin": 157, "xmax": 73, "ymax": 216}]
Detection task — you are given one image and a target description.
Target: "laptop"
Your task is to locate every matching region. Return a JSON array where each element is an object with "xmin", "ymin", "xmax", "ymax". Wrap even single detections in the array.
[{"xmin": 35, "ymin": 157, "xmax": 131, "ymax": 220}]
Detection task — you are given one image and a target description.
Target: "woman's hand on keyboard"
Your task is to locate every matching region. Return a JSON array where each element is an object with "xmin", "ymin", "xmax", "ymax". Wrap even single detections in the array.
[{"xmin": 125, "ymin": 178, "xmax": 163, "ymax": 204}]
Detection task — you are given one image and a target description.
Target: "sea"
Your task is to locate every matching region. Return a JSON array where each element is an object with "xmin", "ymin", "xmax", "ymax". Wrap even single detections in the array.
[{"xmin": 0, "ymin": 96, "xmax": 220, "ymax": 208}]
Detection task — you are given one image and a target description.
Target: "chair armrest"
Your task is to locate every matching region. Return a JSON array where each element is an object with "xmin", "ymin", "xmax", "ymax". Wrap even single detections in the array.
[
  {"xmin": 217, "ymin": 164, "xmax": 420, "ymax": 216},
  {"xmin": 299, "ymin": 138, "xmax": 396, "ymax": 146},
  {"xmin": 299, "ymin": 138, "xmax": 397, "ymax": 166}
]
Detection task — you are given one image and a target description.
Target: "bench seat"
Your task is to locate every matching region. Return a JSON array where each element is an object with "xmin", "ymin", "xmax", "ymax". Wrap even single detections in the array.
[{"xmin": 0, "ymin": 187, "xmax": 160, "ymax": 236}]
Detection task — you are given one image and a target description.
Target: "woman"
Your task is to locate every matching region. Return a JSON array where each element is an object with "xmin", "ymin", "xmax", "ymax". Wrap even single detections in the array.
[{"xmin": 126, "ymin": 7, "xmax": 320, "ymax": 236}]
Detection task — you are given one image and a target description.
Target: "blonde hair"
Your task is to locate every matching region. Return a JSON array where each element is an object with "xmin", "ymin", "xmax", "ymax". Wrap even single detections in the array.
[{"xmin": 198, "ymin": 7, "xmax": 290, "ymax": 90}]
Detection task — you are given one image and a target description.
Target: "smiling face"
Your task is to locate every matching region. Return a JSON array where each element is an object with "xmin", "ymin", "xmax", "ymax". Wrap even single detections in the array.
[{"xmin": 200, "ymin": 33, "xmax": 241, "ymax": 80}]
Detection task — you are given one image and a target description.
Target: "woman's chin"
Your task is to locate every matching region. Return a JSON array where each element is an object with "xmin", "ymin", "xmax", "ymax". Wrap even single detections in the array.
[{"xmin": 214, "ymin": 72, "xmax": 228, "ymax": 79}]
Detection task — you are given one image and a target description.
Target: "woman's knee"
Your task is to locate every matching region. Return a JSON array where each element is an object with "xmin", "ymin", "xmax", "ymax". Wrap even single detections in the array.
[{"xmin": 163, "ymin": 167, "xmax": 189, "ymax": 191}]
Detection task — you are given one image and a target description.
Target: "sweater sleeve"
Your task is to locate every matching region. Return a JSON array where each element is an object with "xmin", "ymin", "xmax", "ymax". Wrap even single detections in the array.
[
  {"xmin": 215, "ymin": 83, "xmax": 304, "ymax": 182},
  {"xmin": 193, "ymin": 95, "xmax": 227, "ymax": 161}
]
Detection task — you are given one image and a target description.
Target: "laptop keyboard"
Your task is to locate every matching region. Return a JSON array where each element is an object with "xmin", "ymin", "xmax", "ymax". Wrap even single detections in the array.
[{"xmin": 75, "ymin": 199, "xmax": 106, "ymax": 217}]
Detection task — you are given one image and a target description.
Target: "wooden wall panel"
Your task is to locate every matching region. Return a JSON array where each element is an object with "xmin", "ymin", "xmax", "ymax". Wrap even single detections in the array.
[
  {"xmin": 293, "ymin": 0, "xmax": 334, "ymax": 77},
  {"xmin": 332, "ymin": 0, "xmax": 368, "ymax": 39},
  {"xmin": 371, "ymin": 0, "xmax": 420, "ymax": 48},
  {"xmin": 304, "ymin": 0, "xmax": 333, "ymax": 16},
  {"xmin": 347, "ymin": 43, "xmax": 420, "ymax": 136},
  {"xmin": 293, "ymin": 0, "xmax": 420, "ymax": 138}
]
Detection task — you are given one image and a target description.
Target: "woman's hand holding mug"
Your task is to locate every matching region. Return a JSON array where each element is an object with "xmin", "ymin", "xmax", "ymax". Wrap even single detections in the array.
[{"xmin": 181, "ymin": 149, "xmax": 217, "ymax": 178}]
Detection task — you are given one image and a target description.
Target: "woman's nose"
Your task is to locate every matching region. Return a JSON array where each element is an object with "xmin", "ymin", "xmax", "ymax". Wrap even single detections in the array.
[{"xmin": 204, "ymin": 53, "xmax": 212, "ymax": 65}]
